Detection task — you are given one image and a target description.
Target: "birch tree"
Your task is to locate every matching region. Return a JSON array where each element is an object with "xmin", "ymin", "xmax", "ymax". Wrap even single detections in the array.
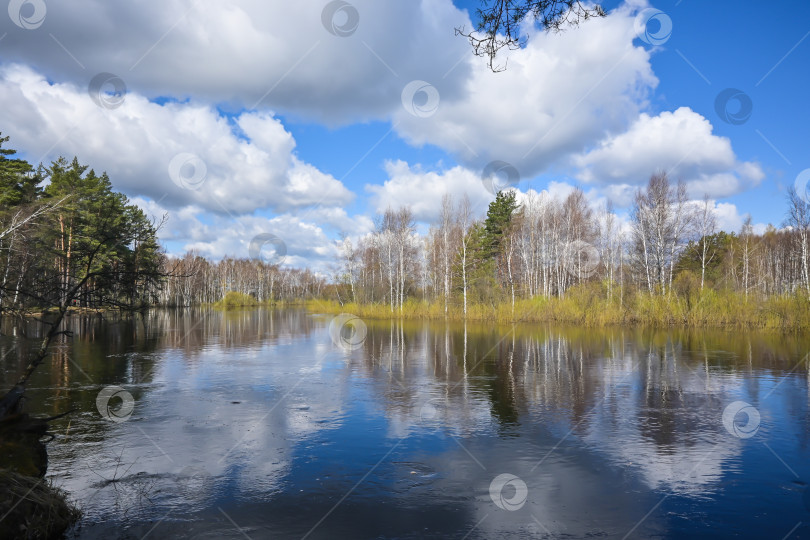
[
  {"xmin": 786, "ymin": 186, "xmax": 810, "ymax": 294},
  {"xmin": 695, "ymin": 195, "xmax": 717, "ymax": 290}
]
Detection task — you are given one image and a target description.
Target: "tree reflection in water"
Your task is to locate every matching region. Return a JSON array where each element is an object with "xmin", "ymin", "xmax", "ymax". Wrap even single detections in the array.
[{"xmin": 1, "ymin": 309, "xmax": 808, "ymax": 538}]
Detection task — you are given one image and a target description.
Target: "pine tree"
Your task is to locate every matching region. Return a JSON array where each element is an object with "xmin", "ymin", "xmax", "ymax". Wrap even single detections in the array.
[
  {"xmin": 482, "ymin": 190, "xmax": 519, "ymax": 259},
  {"xmin": 0, "ymin": 133, "xmax": 41, "ymax": 207}
]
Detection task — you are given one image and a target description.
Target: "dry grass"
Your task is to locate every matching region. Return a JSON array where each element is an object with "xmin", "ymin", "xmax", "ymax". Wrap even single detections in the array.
[
  {"xmin": 0, "ymin": 469, "xmax": 80, "ymax": 540},
  {"xmin": 308, "ymin": 285, "xmax": 810, "ymax": 331}
]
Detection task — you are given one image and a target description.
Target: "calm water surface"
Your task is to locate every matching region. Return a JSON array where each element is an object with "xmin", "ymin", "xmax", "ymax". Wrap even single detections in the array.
[{"xmin": 1, "ymin": 308, "xmax": 809, "ymax": 539}]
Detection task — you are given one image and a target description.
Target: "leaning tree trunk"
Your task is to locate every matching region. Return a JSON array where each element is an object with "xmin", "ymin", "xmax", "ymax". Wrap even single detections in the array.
[{"xmin": 0, "ymin": 307, "xmax": 68, "ymax": 420}]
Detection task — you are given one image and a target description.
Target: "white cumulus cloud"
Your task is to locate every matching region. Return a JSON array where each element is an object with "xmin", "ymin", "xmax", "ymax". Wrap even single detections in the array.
[
  {"xmin": 574, "ymin": 107, "xmax": 764, "ymax": 198},
  {"xmin": 0, "ymin": 64, "xmax": 354, "ymax": 215},
  {"xmin": 392, "ymin": 4, "xmax": 658, "ymax": 179}
]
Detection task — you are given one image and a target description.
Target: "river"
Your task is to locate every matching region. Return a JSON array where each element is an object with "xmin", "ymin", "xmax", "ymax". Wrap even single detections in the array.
[{"xmin": 1, "ymin": 308, "xmax": 808, "ymax": 538}]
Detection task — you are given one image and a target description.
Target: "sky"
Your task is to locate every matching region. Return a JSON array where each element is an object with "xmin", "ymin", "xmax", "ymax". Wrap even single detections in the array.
[{"xmin": 0, "ymin": 0, "xmax": 808, "ymax": 271}]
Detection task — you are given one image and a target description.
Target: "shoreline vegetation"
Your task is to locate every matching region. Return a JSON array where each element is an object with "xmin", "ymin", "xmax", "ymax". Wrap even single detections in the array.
[
  {"xmin": 305, "ymin": 286, "xmax": 810, "ymax": 331},
  {"xmin": 0, "ymin": 470, "xmax": 80, "ymax": 539},
  {"xmin": 9, "ymin": 289, "xmax": 810, "ymax": 331},
  {"xmin": 211, "ymin": 292, "xmax": 307, "ymax": 309}
]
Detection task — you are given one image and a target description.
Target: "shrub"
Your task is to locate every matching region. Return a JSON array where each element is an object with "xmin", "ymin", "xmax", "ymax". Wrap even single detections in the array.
[{"xmin": 214, "ymin": 291, "xmax": 259, "ymax": 308}]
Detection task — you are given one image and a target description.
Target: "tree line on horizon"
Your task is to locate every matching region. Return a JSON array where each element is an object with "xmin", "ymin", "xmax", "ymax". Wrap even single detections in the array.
[
  {"xmin": 331, "ymin": 173, "xmax": 810, "ymax": 317},
  {"xmin": 3, "ymin": 134, "xmax": 810, "ymax": 320}
]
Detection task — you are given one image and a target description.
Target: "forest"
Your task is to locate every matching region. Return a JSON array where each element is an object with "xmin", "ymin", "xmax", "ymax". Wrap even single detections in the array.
[
  {"xmin": 0, "ymin": 134, "xmax": 163, "ymax": 313},
  {"xmin": 316, "ymin": 177, "xmax": 810, "ymax": 327},
  {"xmin": 165, "ymin": 173, "xmax": 810, "ymax": 328},
  {"xmin": 3, "ymin": 134, "xmax": 810, "ymax": 328}
]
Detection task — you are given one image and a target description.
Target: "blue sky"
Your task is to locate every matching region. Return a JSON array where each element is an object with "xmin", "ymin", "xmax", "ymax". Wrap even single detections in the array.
[
  {"xmin": 284, "ymin": 0, "xmax": 808, "ymax": 225},
  {"xmin": 1, "ymin": 0, "xmax": 808, "ymax": 268},
  {"xmin": 280, "ymin": 0, "xmax": 810, "ymax": 232}
]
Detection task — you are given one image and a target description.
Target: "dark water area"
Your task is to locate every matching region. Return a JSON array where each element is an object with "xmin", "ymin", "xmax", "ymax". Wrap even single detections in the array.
[{"xmin": 1, "ymin": 308, "xmax": 809, "ymax": 539}]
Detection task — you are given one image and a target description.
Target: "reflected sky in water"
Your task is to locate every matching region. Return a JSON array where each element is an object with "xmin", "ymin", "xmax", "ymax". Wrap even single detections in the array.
[{"xmin": 1, "ymin": 309, "xmax": 809, "ymax": 539}]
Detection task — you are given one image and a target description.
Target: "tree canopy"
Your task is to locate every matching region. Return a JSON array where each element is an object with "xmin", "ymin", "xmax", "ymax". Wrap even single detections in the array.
[
  {"xmin": 0, "ymin": 134, "xmax": 41, "ymax": 207},
  {"xmin": 483, "ymin": 189, "xmax": 520, "ymax": 257},
  {"xmin": 0, "ymin": 136, "xmax": 164, "ymax": 313}
]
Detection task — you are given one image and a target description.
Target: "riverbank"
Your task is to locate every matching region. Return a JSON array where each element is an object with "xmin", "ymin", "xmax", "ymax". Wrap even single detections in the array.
[
  {"xmin": 0, "ymin": 416, "xmax": 80, "ymax": 539},
  {"xmin": 0, "ymin": 469, "xmax": 80, "ymax": 539},
  {"xmin": 307, "ymin": 286, "xmax": 810, "ymax": 330}
]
